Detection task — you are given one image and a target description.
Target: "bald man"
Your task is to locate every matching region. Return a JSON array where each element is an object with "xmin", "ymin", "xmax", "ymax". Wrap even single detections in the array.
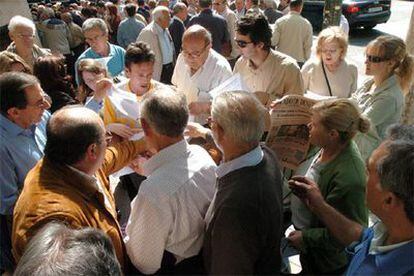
[
  {"xmin": 172, "ymin": 25, "xmax": 232, "ymax": 124},
  {"xmin": 12, "ymin": 106, "xmax": 147, "ymax": 270}
]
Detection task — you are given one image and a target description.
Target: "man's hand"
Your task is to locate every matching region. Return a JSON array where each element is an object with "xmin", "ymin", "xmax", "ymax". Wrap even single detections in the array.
[
  {"xmin": 106, "ymin": 123, "xmax": 140, "ymax": 139},
  {"xmin": 188, "ymin": 102, "xmax": 211, "ymax": 116},
  {"xmin": 129, "ymin": 151, "xmax": 153, "ymax": 175},
  {"xmin": 184, "ymin": 122, "xmax": 210, "ymax": 139},
  {"xmin": 287, "ymin": 230, "xmax": 303, "ymax": 250},
  {"xmin": 288, "ymin": 176, "xmax": 325, "ymax": 212},
  {"xmin": 93, "ymin": 78, "xmax": 113, "ymax": 102}
]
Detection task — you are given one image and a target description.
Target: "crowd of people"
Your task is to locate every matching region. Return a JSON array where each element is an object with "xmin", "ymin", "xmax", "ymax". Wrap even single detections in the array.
[{"xmin": 0, "ymin": 0, "xmax": 413, "ymax": 275}]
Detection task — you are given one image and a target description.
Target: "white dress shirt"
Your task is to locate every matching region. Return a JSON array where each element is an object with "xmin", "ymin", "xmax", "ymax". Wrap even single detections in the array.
[{"xmin": 124, "ymin": 140, "xmax": 217, "ymax": 274}]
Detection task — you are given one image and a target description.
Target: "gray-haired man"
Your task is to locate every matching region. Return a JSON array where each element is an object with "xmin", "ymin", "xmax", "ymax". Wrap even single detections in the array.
[
  {"xmin": 203, "ymin": 91, "xmax": 283, "ymax": 274},
  {"xmin": 124, "ymin": 88, "xmax": 216, "ymax": 274}
]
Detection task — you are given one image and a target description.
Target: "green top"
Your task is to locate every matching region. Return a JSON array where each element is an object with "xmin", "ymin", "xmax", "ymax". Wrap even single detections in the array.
[{"xmin": 301, "ymin": 141, "xmax": 368, "ymax": 274}]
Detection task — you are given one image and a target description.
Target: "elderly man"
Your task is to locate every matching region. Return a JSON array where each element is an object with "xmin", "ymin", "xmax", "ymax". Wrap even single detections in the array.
[
  {"xmin": 289, "ymin": 130, "xmax": 414, "ymax": 275},
  {"xmin": 272, "ymin": 0, "xmax": 313, "ymax": 67},
  {"xmin": 137, "ymin": 6, "xmax": 175, "ymax": 84},
  {"xmin": 117, "ymin": 4, "xmax": 145, "ymax": 49},
  {"xmin": 188, "ymin": 0, "xmax": 231, "ymax": 56},
  {"xmin": 234, "ymin": 13, "xmax": 304, "ymax": 100},
  {"xmin": 203, "ymin": 91, "xmax": 283, "ymax": 274},
  {"xmin": 169, "ymin": 3, "xmax": 188, "ymax": 54},
  {"xmin": 124, "ymin": 89, "xmax": 217, "ymax": 274},
  {"xmin": 172, "ymin": 25, "xmax": 232, "ymax": 123},
  {"xmin": 14, "ymin": 222, "xmax": 122, "ymax": 276},
  {"xmin": 6, "ymin": 16, "xmax": 50, "ymax": 69},
  {"xmin": 12, "ymin": 106, "xmax": 147, "ymax": 270},
  {"xmin": 75, "ymin": 18, "xmax": 126, "ymax": 84},
  {"xmin": 212, "ymin": 0, "xmax": 240, "ymax": 67},
  {"xmin": 263, "ymin": 0, "xmax": 283, "ymax": 24},
  {"xmin": 0, "ymin": 72, "xmax": 50, "ymax": 273}
]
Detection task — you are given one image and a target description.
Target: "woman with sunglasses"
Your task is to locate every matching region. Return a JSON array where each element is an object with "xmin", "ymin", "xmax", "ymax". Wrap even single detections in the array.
[
  {"xmin": 352, "ymin": 35, "xmax": 414, "ymax": 160},
  {"xmin": 301, "ymin": 26, "xmax": 357, "ymax": 98}
]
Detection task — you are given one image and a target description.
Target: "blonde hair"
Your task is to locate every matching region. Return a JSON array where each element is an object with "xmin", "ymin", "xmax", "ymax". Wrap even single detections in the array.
[
  {"xmin": 312, "ymin": 98, "xmax": 370, "ymax": 144},
  {"xmin": 76, "ymin": 59, "xmax": 107, "ymax": 103},
  {"xmin": 316, "ymin": 26, "xmax": 348, "ymax": 60},
  {"xmin": 367, "ymin": 35, "xmax": 414, "ymax": 92},
  {"xmin": 0, "ymin": 51, "xmax": 32, "ymax": 74}
]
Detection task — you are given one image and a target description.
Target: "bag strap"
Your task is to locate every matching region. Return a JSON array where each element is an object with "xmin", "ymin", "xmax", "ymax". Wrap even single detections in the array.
[{"xmin": 322, "ymin": 61, "xmax": 333, "ymax": 96}]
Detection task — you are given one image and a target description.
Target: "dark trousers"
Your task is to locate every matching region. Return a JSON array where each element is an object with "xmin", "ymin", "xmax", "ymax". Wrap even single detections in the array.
[
  {"xmin": 160, "ymin": 63, "xmax": 174, "ymax": 85},
  {"xmin": 0, "ymin": 215, "xmax": 15, "ymax": 273}
]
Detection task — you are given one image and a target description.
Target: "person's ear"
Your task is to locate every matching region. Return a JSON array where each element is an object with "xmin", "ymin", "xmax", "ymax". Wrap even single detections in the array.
[
  {"xmin": 141, "ymin": 118, "xmax": 151, "ymax": 137},
  {"xmin": 125, "ymin": 66, "xmax": 131, "ymax": 78},
  {"xmin": 9, "ymin": 31, "xmax": 15, "ymax": 40},
  {"xmin": 329, "ymin": 129, "xmax": 340, "ymax": 140},
  {"xmin": 6, "ymin": 107, "xmax": 21, "ymax": 121},
  {"xmin": 86, "ymin": 143, "xmax": 99, "ymax": 160},
  {"xmin": 383, "ymin": 192, "xmax": 401, "ymax": 210}
]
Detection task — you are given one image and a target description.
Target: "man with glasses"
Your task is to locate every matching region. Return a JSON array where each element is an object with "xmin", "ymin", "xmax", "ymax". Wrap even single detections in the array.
[
  {"xmin": 172, "ymin": 25, "xmax": 232, "ymax": 123},
  {"xmin": 75, "ymin": 18, "xmax": 126, "ymax": 84},
  {"xmin": 12, "ymin": 105, "xmax": 147, "ymax": 272},
  {"xmin": 0, "ymin": 72, "xmax": 51, "ymax": 274},
  {"xmin": 6, "ymin": 16, "xmax": 51, "ymax": 69},
  {"xmin": 234, "ymin": 13, "xmax": 304, "ymax": 101}
]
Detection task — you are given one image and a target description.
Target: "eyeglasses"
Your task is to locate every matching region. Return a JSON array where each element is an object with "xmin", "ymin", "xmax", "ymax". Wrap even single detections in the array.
[
  {"xmin": 235, "ymin": 39, "xmax": 254, "ymax": 48},
  {"xmin": 182, "ymin": 43, "xmax": 209, "ymax": 58},
  {"xmin": 16, "ymin": 33, "xmax": 35, "ymax": 39},
  {"xmin": 321, "ymin": 48, "xmax": 339, "ymax": 54},
  {"xmin": 365, "ymin": 54, "xmax": 389, "ymax": 63},
  {"xmin": 26, "ymin": 93, "xmax": 52, "ymax": 109}
]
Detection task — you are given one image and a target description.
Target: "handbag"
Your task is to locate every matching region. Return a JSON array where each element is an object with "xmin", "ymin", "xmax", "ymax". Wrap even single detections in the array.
[{"xmin": 321, "ymin": 61, "xmax": 333, "ymax": 96}]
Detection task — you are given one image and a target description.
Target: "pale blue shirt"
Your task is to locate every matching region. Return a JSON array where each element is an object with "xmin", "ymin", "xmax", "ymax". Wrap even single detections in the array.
[
  {"xmin": 154, "ymin": 22, "xmax": 174, "ymax": 65},
  {"xmin": 117, "ymin": 17, "xmax": 145, "ymax": 49},
  {"xmin": 0, "ymin": 112, "xmax": 49, "ymax": 215},
  {"xmin": 216, "ymin": 146, "xmax": 264, "ymax": 178}
]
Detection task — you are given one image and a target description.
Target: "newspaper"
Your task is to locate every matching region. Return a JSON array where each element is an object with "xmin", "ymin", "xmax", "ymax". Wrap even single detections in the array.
[
  {"xmin": 265, "ymin": 95, "xmax": 317, "ymax": 170},
  {"xmin": 208, "ymin": 73, "xmax": 250, "ymax": 99}
]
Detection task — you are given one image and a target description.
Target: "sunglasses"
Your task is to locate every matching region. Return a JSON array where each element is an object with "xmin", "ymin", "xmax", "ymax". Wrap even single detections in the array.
[
  {"xmin": 366, "ymin": 55, "xmax": 389, "ymax": 63},
  {"xmin": 235, "ymin": 39, "xmax": 254, "ymax": 48}
]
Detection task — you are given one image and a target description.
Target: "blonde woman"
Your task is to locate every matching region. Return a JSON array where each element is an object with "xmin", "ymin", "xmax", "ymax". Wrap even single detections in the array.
[
  {"xmin": 352, "ymin": 35, "xmax": 414, "ymax": 160},
  {"xmin": 288, "ymin": 98, "xmax": 370, "ymax": 274},
  {"xmin": 301, "ymin": 27, "xmax": 357, "ymax": 98}
]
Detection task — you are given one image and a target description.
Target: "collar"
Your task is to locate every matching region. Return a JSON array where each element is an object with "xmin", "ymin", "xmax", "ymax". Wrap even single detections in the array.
[
  {"xmin": 216, "ymin": 145, "xmax": 263, "ymax": 178},
  {"xmin": 67, "ymin": 165, "xmax": 98, "ymax": 193},
  {"xmin": 289, "ymin": 11, "xmax": 300, "ymax": 15},
  {"xmin": 143, "ymin": 139, "xmax": 189, "ymax": 176},
  {"xmin": 90, "ymin": 42, "xmax": 114, "ymax": 58},
  {"xmin": 0, "ymin": 114, "xmax": 34, "ymax": 137},
  {"xmin": 187, "ymin": 49, "xmax": 214, "ymax": 76},
  {"xmin": 248, "ymin": 49, "xmax": 272, "ymax": 71},
  {"xmin": 154, "ymin": 21, "xmax": 165, "ymax": 34},
  {"xmin": 369, "ymin": 221, "xmax": 413, "ymax": 254},
  {"xmin": 363, "ymin": 74, "xmax": 398, "ymax": 94},
  {"xmin": 173, "ymin": 15, "xmax": 184, "ymax": 24}
]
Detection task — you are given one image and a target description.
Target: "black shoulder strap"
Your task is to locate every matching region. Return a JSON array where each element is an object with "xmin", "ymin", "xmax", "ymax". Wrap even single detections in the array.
[{"xmin": 321, "ymin": 61, "xmax": 333, "ymax": 97}]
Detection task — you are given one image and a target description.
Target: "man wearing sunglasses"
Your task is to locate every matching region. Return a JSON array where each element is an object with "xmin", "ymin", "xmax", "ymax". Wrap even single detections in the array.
[
  {"xmin": 234, "ymin": 13, "xmax": 304, "ymax": 101},
  {"xmin": 0, "ymin": 72, "xmax": 51, "ymax": 274},
  {"xmin": 172, "ymin": 25, "xmax": 232, "ymax": 123}
]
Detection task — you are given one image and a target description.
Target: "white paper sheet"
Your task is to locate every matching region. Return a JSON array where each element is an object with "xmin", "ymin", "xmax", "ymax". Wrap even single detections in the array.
[{"xmin": 208, "ymin": 73, "xmax": 250, "ymax": 99}]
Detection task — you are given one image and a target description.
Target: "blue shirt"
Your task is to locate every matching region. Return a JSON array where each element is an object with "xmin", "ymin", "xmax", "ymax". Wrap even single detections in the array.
[
  {"xmin": 117, "ymin": 17, "xmax": 145, "ymax": 49},
  {"xmin": 154, "ymin": 22, "xmax": 174, "ymax": 65},
  {"xmin": 75, "ymin": 43, "xmax": 126, "ymax": 84},
  {"xmin": 346, "ymin": 224, "xmax": 414, "ymax": 275},
  {"xmin": 0, "ymin": 112, "xmax": 49, "ymax": 215}
]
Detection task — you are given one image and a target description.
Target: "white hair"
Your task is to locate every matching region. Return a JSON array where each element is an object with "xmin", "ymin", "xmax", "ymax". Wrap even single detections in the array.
[
  {"xmin": 82, "ymin": 18, "xmax": 108, "ymax": 34},
  {"xmin": 212, "ymin": 91, "xmax": 267, "ymax": 144},
  {"xmin": 8, "ymin": 16, "xmax": 36, "ymax": 33},
  {"xmin": 152, "ymin": 6, "xmax": 170, "ymax": 21}
]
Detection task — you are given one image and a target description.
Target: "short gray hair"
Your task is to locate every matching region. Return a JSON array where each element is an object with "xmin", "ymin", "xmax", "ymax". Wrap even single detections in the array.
[
  {"xmin": 385, "ymin": 124, "xmax": 414, "ymax": 141},
  {"xmin": 82, "ymin": 18, "xmax": 108, "ymax": 34},
  {"xmin": 8, "ymin": 16, "xmax": 36, "ymax": 33},
  {"xmin": 140, "ymin": 88, "xmax": 189, "ymax": 137},
  {"xmin": 152, "ymin": 6, "xmax": 170, "ymax": 21},
  {"xmin": 212, "ymin": 91, "xmax": 267, "ymax": 144},
  {"xmin": 14, "ymin": 222, "xmax": 122, "ymax": 276},
  {"xmin": 377, "ymin": 140, "xmax": 414, "ymax": 223},
  {"xmin": 173, "ymin": 2, "xmax": 187, "ymax": 15}
]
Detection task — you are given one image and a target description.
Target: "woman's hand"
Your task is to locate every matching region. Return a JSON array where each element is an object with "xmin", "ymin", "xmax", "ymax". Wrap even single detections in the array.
[
  {"xmin": 106, "ymin": 123, "xmax": 140, "ymax": 139},
  {"xmin": 93, "ymin": 78, "xmax": 113, "ymax": 102}
]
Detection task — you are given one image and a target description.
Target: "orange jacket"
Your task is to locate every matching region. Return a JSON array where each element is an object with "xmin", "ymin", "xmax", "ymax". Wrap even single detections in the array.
[{"xmin": 12, "ymin": 139, "xmax": 146, "ymax": 268}]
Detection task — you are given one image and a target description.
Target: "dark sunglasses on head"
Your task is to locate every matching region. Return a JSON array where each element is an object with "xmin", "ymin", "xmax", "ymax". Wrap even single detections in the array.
[
  {"xmin": 235, "ymin": 40, "xmax": 254, "ymax": 48},
  {"xmin": 366, "ymin": 55, "xmax": 389, "ymax": 63}
]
